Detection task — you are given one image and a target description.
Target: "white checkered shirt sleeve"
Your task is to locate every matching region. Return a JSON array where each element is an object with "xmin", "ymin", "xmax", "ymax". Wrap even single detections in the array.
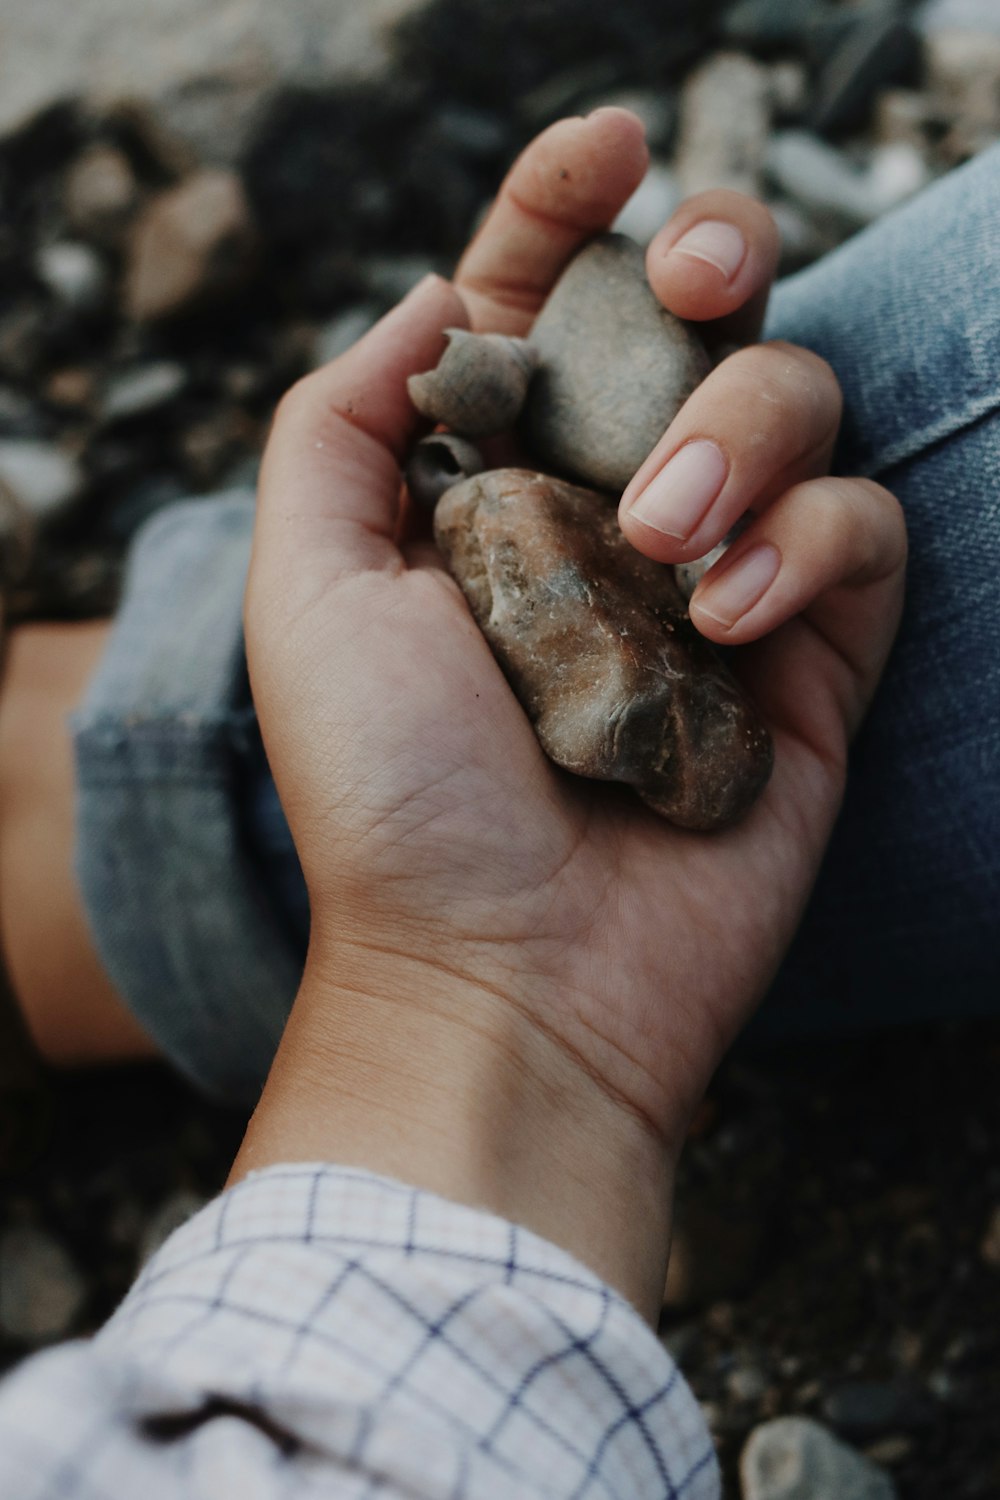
[{"xmin": 0, "ymin": 1164, "xmax": 718, "ymax": 1498}]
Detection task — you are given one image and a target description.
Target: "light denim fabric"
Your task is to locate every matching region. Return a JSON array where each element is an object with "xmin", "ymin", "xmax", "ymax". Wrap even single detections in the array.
[
  {"xmin": 71, "ymin": 495, "xmax": 302, "ymax": 1102},
  {"xmin": 756, "ymin": 141, "xmax": 1000, "ymax": 1037},
  {"xmin": 73, "ymin": 146, "xmax": 1000, "ymax": 1098}
]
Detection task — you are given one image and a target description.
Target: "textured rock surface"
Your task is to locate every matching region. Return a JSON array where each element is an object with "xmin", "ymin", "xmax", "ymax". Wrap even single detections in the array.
[
  {"xmin": 741, "ymin": 1417, "xmax": 897, "ymax": 1500},
  {"xmin": 435, "ymin": 469, "xmax": 772, "ymax": 829},
  {"xmin": 522, "ymin": 234, "xmax": 711, "ymax": 494},
  {"xmin": 408, "ymin": 330, "xmax": 536, "ymax": 437}
]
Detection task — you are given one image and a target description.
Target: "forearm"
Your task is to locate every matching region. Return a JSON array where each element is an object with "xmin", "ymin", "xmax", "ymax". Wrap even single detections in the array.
[{"xmin": 231, "ymin": 944, "xmax": 676, "ymax": 1322}]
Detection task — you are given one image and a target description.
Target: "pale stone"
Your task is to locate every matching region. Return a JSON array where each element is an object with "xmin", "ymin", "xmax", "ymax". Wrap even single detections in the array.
[
  {"xmin": 523, "ymin": 234, "xmax": 711, "ymax": 494},
  {"xmin": 741, "ymin": 1418, "xmax": 897, "ymax": 1500},
  {"xmin": 675, "ymin": 51, "xmax": 772, "ymax": 198},
  {"xmin": 65, "ymin": 145, "xmax": 139, "ymax": 244},
  {"xmin": 0, "ymin": 440, "xmax": 83, "ymax": 520},
  {"xmin": 0, "ymin": 1226, "xmax": 86, "ymax": 1344}
]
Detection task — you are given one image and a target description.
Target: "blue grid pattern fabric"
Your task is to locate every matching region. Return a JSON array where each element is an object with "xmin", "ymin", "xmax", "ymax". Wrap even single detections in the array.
[{"xmin": 0, "ymin": 1165, "xmax": 717, "ymax": 1498}]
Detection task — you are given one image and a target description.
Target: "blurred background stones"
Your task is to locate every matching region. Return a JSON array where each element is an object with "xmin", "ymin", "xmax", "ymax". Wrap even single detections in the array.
[
  {"xmin": 1, "ymin": 0, "xmax": 999, "ymax": 618},
  {"xmin": 0, "ymin": 2, "xmax": 999, "ymax": 1496}
]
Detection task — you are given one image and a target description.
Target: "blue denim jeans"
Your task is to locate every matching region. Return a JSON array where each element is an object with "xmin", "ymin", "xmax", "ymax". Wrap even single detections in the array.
[{"xmin": 73, "ymin": 144, "xmax": 1000, "ymax": 1099}]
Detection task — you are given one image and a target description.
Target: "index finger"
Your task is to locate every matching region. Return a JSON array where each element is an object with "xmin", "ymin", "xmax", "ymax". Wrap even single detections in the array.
[
  {"xmin": 455, "ymin": 107, "xmax": 649, "ymax": 335},
  {"xmin": 646, "ymin": 188, "xmax": 781, "ymax": 348}
]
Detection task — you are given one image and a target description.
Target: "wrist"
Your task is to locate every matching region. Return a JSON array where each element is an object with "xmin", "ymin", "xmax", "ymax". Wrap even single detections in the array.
[{"xmin": 231, "ymin": 940, "xmax": 675, "ymax": 1321}]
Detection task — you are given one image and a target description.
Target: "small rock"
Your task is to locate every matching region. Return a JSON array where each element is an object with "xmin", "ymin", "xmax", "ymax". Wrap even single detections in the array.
[
  {"xmin": 612, "ymin": 160, "xmax": 682, "ymax": 245},
  {"xmin": 409, "ymin": 330, "xmax": 536, "ymax": 437},
  {"xmin": 767, "ymin": 131, "xmax": 871, "ymax": 220},
  {"xmin": 862, "ymin": 1435, "xmax": 913, "ymax": 1468},
  {"xmin": 125, "ymin": 170, "xmax": 257, "ymax": 322},
  {"xmin": 139, "ymin": 1189, "xmax": 208, "ymax": 1268},
  {"xmin": 101, "ymin": 362, "xmax": 187, "ymax": 422},
  {"xmin": 65, "ymin": 144, "xmax": 140, "ymax": 245},
  {"xmin": 0, "ymin": 1225, "xmax": 86, "ymax": 1345},
  {"xmin": 313, "ymin": 303, "xmax": 380, "ymax": 367},
  {"xmin": 924, "ymin": 27, "xmax": 1000, "ymax": 156},
  {"xmin": 865, "ymin": 142, "xmax": 932, "ymax": 220},
  {"xmin": 767, "ymin": 61, "xmax": 808, "ymax": 119},
  {"xmin": 729, "ymin": 1363, "xmax": 771, "ymax": 1405},
  {"xmin": 0, "ymin": 387, "xmax": 46, "ymax": 438},
  {"xmin": 523, "ymin": 234, "xmax": 710, "ymax": 494},
  {"xmin": 46, "ymin": 368, "xmax": 97, "ymax": 410},
  {"xmin": 980, "ymin": 1204, "xmax": 1000, "ymax": 1267},
  {"xmin": 875, "ymin": 88, "xmax": 941, "ymax": 149},
  {"xmin": 822, "ymin": 1380, "xmax": 938, "ymax": 1436},
  {"xmin": 767, "ymin": 132, "xmax": 926, "ymax": 225},
  {"xmin": 920, "ymin": 0, "xmax": 1000, "ymax": 37},
  {"xmin": 810, "ymin": 14, "xmax": 922, "ymax": 137},
  {"xmin": 434, "ymin": 469, "xmax": 772, "ymax": 829},
  {"xmin": 675, "ymin": 51, "xmax": 773, "ymax": 197},
  {"xmin": 741, "ymin": 1417, "xmax": 897, "ymax": 1500},
  {"xmin": 0, "ymin": 439, "xmax": 83, "ymax": 521},
  {"xmin": 35, "ymin": 241, "xmax": 107, "ymax": 310}
]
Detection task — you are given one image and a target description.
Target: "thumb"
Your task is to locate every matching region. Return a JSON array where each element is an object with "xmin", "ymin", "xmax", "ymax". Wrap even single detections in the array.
[{"xmin": 248, "ymin": 274, "xmax": 468, "ymax": 622}]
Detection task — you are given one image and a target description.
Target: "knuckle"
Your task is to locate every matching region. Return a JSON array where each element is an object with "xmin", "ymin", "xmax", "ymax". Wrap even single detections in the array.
[{"xmin": 711, "ymin": 342, "xmax": 842, "ymax": 436}]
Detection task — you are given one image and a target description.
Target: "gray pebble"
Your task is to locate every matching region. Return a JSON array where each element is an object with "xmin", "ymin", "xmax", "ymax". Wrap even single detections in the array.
[
  {"xmin": 102, "ymin": 362, "xmax": 188, "ymax": 422},
  {"xmin": 35, "ymin": 241, "xmax": 107, "ymax": 310},
  {"xmin": 0, "ymin": 439, "xmax": 82, "ymax": 521},
  {"xmin": 0, "ymin": 1225, "xmax": 86, "ymax": 1345},
  {"xmin": 741, "ymin": 1417, "xmax": 897, "ymax": 1500},
  {"xmin": 523, "ymin": 234, "xmax": 710, "ymax": 494}
]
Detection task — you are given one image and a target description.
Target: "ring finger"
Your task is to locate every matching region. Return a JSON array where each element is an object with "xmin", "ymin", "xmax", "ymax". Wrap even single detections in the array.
[{"xmin": 618, "ymin": 340, "xmax": 843, "ymax": 565}]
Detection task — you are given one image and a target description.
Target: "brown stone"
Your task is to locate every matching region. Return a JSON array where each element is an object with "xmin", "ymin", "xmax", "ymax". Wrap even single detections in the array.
[
  {"xmin": 124, "ymin": 170, "xmax": 257, "ymax": 323},
  {"xmin": 435, "ymin": 469, "xmax": 772, "ymax": 830}
]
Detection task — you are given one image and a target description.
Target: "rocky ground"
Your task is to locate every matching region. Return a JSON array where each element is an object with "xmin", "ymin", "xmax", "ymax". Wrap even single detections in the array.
[{"xmin": 1, "ymin": 1, "xmax": 999, "ymax": 1496}]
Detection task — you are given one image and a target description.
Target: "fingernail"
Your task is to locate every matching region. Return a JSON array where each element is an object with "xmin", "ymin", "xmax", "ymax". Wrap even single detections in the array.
[
  {"xmin": 669, "ymin": 220, "xmax": 746, "ymax": 282},
  {"xmin": 628, "ymin": 440, "xmax": 728, "ymax": 540},
  {"xmin": 695, "ymin": 543, "xmax": 780, "ymax": 627}
]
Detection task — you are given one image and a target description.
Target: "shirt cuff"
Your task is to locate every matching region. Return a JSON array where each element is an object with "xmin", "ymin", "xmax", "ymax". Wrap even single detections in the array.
[{"xmin": 97, "ymin": 1163, "xmax": 717, "ymax": 1498}]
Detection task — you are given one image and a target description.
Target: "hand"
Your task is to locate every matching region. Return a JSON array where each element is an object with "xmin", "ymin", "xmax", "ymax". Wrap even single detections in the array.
[{"xmin": 235, "ymin": 111, "xmax": 906, "ymax": 1318}]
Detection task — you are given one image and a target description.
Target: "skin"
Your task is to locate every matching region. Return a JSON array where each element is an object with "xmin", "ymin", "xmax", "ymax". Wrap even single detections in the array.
[{"xmin": 1, "ymin": 110, "xmax": 905, "ymax": 1318}]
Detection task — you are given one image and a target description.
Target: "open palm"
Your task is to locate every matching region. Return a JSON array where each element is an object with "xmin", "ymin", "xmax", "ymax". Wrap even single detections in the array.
[{"xmin": 246, "ymin": 110, "xmax": 905, "ymax": 1150}]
